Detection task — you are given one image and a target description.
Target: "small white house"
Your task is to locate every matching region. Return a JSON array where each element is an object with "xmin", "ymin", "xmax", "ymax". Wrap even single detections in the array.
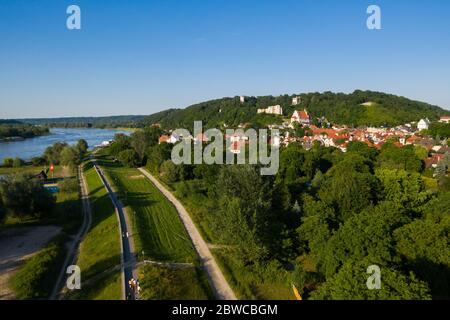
[{"xmin": 417, "ymin": 118, "xmax": 430, "ymax": 131}]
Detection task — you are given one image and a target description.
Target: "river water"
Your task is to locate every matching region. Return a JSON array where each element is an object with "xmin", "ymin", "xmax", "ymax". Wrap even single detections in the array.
[{"xmin": 0, "ymin": 128, "xmax": 129, "ymax": 161}]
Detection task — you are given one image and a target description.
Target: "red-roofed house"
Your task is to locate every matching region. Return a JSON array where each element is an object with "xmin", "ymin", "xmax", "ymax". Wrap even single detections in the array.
[
  {"xmin": 158, "ymin": 135, "xmax": 170, "ymax": 144},
  {"xmin": 440, "ymin": 116, "xmax": 450, "ymax": 123},
  {"xmin": 291, "ymin": 109, "xmax": 311, "ymax": 125}
]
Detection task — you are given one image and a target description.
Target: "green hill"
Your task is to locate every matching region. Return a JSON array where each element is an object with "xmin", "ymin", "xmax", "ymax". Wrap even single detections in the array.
[{"xmin": 143, "ymin": 90, "xmax": 450, "ymax": 129}]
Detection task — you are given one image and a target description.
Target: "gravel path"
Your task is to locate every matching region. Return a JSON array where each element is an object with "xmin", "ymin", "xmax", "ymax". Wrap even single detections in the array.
[
  {"xmin": 138, "ymin": 168, "xmax": 237, "ymax": 300},
  {"xmin": 51, "ymin": 164, "xmax": 92, "ymax": 300}
]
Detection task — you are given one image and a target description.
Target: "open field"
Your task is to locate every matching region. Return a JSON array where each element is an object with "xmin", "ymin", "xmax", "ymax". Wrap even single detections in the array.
[
  {"xmin": 100, "ymin": 159, "xmax": 196, "ymax": 263},
  {"xmin": 67, "ymin": 161, "xmax": 122, "ymax": 300}
]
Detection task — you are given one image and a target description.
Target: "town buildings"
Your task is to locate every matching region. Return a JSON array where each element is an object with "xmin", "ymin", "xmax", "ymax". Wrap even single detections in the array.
[{"xmin": 257, "ymin": 105, "xmax": 283, "ymax": 115}]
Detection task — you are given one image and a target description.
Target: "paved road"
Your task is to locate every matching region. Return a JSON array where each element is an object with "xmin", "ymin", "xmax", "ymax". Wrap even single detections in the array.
[
  {"xmin": 50, "ymin": 165, "xmax": 92, "ymax": 300},
  {"xmin": 138, "ymin": 168, "xmax": 237, "ymax": 300},
  {"xmin": 94, "ymin": 163, "xmax": 137, "ymax": 300}
]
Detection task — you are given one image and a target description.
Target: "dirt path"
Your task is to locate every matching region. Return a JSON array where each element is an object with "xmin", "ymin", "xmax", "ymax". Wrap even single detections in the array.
[
  {"xmin": 0, "ymin": 226, "xmax": 62, "ymax": 299},
  {"xmin": 51, "ymin": 164, "xmax": 92, "ymax": 300},
  {"xmin": 138, "ymin": 168, "xmax": 237, "ymax": 300}
]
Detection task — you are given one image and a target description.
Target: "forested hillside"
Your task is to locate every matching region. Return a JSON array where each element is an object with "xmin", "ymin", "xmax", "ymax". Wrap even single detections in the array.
[
  {"xmin": 17, "ymin": 115, "xmax": 146, "ymax": 129},
  {"xmin": 144, "ymin": 90, "xmax": 450, "ymax": 129},
  {"xmin": 0, "ymin": 123, "xmax": 49, "ymax": 140}
]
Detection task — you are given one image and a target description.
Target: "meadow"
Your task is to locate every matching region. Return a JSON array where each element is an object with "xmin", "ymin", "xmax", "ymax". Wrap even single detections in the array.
[{"xmin": 68, "ymin": 161, "xmax": 122, "ymax": 300}]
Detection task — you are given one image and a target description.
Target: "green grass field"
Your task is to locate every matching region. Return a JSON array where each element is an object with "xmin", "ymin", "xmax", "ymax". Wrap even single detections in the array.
[
  {"xmin": 137, "ymin": 264, "xmax": 212, "ymax": 300},
  {"xmin": 100, "ymin": 159, "xmax": 196, "ymax": 263},
  {"xmin": 68, "ymin": 161, "xmax": 122, "ymax": 300}
]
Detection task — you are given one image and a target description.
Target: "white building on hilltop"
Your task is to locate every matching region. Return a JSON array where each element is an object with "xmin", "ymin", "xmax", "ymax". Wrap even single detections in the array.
[
  {"xmin": 240, "ymin": 96, "xmax": 246, "ymax": 104},
  {"xmin": 292, "ymin": 96, "xmax": 301, "ymax": 105},
  {"xmin": 257, "ymin": 105, "xmax": 283, "ymax": 115},
  {"xmin": 417, "ymin": 118, "xmax": 430, "ymax": 131}
]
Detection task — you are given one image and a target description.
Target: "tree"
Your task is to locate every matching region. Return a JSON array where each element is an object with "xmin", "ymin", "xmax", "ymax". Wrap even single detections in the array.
[
  {"xmin": 130, "ymin": 130, "xmax": 148, "ymax": 163},
  {"xmin": 346, "ymin": 141, "xmax": 379, "ymax": 161},
  {"xmin": 61, "ymin": 146, "xmax": 82, "ymax": 171},
  {"xmin": 109, "ymin": 133, "xmax": 131, "ymax": 156},
  {"xmin": 3, "ymin": 158, "xmax": 13, "ymax": 167},
  {"xmin": 159, "ymin": 160, "xmax": 179, "ymax": 184},
  {"xmin": 375, "ymin": 169, "xmax": 432, "ymax": 211},
  {"xmin": 318, "ymin": 154, "xmax": 379, "ymax": 221},
  {"xmin": 297, "ymin": 197, "xmax": 335, "ymax": 262},
  {"xmin": 210, "ymin": 165, "xmax": 275, "ymax": 263},
  {"xmin": 31, "ymin": 157, "xmax": 46, "ymax": 166},
  {"xmin": 76, "ymin": 139, "xmax": 88, "ymax": 155},
  {"xmin": 0, "ymin": 174, "xmax": 55, "ymax": 218},
  {"xmin": 146, "ymin": 143, "xmax": 171, "ymax": 173},
  {"xmin": 394, "ymin": 192, "xmax": 450, "ymax": 298},
  {"xmin": 321, "ymin": 201, "xmax": 410, "ymax": 278},
  {"xmin": 310, "ymin": 259, "xmax": 431, "ymax": 300},
  {"xmin": 13, "ymin": 157, "xmax": 24, "ymax": 168},
  {"xmin": 44, "ymin": 142, "xmax": 68, "ymax": 165},
  {"xmin": 118, "ymin": 149, "xmax": 140, "ymax": 168},
  {"xmin": 378, "ymin": 143, "xmax": 422, "ymax": 172}
]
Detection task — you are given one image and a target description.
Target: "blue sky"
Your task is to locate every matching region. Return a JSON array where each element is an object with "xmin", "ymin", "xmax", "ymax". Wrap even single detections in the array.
[{"xmin": 0, "ymin": 0, "xmax": 449, "ymax": 118}]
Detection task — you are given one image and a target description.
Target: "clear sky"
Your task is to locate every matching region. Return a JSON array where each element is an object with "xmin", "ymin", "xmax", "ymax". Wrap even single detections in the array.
[{"xmin": 1, "ymin": 0, "xmax": 449, "ymax": 118}]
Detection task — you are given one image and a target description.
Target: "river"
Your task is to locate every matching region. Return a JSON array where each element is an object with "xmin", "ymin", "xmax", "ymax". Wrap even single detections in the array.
[{"xmin": 0, "ymin": 128, "xmax": 129, "ymax": 161}]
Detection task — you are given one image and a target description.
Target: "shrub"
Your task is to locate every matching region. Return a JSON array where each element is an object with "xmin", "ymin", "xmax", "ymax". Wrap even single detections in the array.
[
  {"xmin": 118, "ymin": 149, "xmax": 140, "ymax": 168},
  {"xmin": 13, "ymin": 157, "xmax": 24, "ymax": 168},
  {"xmin": 31, "ymin": 156, "xmax": 46, "ymax": 166},
  {"xmin": 3, "ymin": 158, "xmax": 13, "ymax": 167}
]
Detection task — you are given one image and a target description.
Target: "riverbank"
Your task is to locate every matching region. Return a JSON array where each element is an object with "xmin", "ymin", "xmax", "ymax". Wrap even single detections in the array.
[{"xmin": 0, "ymin": 127, "xmax": 130, "ymax": 162}]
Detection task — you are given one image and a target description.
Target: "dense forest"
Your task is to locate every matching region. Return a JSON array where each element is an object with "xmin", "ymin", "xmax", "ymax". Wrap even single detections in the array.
[
  {"xmin": 144, "ymin": 90, "xmax": 450, "ymax": 130},
  {"xmin": 103, "ymin": 128, "xmax": 450, "ymax": 300},
  {"xmin": 17, "ymin": 115, "xmax": 146, "ymax": 129},
  {"xmin": 0, "ymin": 123, "xmax": 49, "ymax": 140}
]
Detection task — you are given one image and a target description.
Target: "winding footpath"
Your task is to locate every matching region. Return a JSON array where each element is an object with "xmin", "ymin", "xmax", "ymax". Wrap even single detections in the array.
[
  {"xmin": 138, "ymin": 168, "xmax": 237, "ymax": 300},
  {"xmin": 50, "ymin": 165, "xmax": 92, "ymax": 300}
]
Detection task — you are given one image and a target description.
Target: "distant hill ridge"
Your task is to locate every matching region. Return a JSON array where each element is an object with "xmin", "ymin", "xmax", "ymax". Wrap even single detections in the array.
[{"xmin": 144, "ymin": 90, "xmax": 450, "ymax": 129}]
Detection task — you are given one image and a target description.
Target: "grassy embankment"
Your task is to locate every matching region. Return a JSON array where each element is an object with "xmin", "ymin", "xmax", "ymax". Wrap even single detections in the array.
[
  {"xmin": 67, "ymin": 161, "xmax": 122, "ymax": 300},
  {"xmin": 3, "ymin": 164, "xmax": 82, "ymax": 299},
  {"xmin": 98, "ymin": 157, "xmax": 212, "ymax": 299}
]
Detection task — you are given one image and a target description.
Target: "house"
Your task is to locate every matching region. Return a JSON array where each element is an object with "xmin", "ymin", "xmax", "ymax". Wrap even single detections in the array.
[
  {"xmin": 159, "ymin": 134, "xmax": 181, "ymax": 144},
  {"xmin": 291, "ymin": 109, "xmax": 311, "ymax": 125},
  {"xmin": 240, "ymin": 96, "xmax": 246, "ymax": 104},
  {"xmin": 257, "ymin": 105, "xmax": 283, "ymax": 115},
  {"xmin": 194, "ymin": 133, "xmax": 209, "ymax": 143},
  {"xmin": 158, "ymin": 135, "xmax": 170, "ymax": 144},
  {"xmin": 424, "ymin": 153, "xmax": 445, "ymax": 169},
  {"xmin": 417, "ymin": 118, "xmax": 430, "ymax": 131},
  {"xmin": 292, "ymin": 96, "xmax": 301, "ymax": 105},
  {"xmin": 439, "ymin": 116, "xmax": 450, "ymax": 123}
]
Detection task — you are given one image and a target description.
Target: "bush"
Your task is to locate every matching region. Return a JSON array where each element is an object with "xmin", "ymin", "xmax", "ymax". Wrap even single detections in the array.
[
  {"xmin": 0, "ymin": 174, "xmax": 55, "ymax": 219},
  {"xmin": 3, "ymin": 158, "xmax": 13, "ymax": 167},
  {"xmin": 159, "ymin": 160, "xmax": 179, "ymax": 183},
  {"xmin": 13, "ymin": 157, "xmax": 24, "ymax": 168},
  {"xmin": 31, "ymin": 156, "xmax": 46, "ymax": 166},
  {"xmin": 118, "ymin": 149, "xmax": 140, "ymax": 167}
]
